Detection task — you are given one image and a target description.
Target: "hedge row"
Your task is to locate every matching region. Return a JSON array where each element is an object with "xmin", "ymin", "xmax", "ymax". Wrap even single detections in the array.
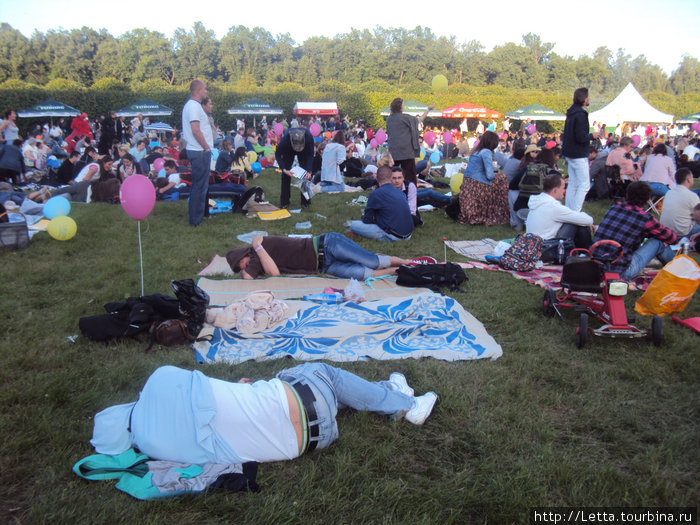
[{"xmin": 1, "ymin": 78, "xmax": 698, "ymax": 136}]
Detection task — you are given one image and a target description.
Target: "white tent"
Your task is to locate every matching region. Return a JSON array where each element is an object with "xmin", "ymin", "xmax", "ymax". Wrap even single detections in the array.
[{"xmin": 588, "ymin": 83, "xmax": 673, "ymax": 125}]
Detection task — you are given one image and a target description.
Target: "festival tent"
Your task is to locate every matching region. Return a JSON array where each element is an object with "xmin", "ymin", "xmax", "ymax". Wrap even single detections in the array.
[
  {"xmin": 441, "ymin": 102, "xmax": 502, "ymax": 119},
  {"xmin": 380, "ymin": 100, "xmax": 442, "ymax": 117},
  {"xmin": 588, "ymin": 83, "xmax": 673, "ymax": 124},
  {"xmin": 505, "ymin": 104, "xmax": 565, "ymax": 121},
  {"xmin": 115, "ymin": 98, "xmax": 173, "ymax": 117},
  {"xmin": 227, "ymin": 99, "xmax": 283, "ymax": 116},
  {"xmin": 676, "ymin": 112, "xmax": 700, "ymax": 124},
  {"xmin": 293, "ymin": 102, "xmax": 338, "ymax": 116},
  {"xmin": 18, "ymin": 99, "xmax": 81, "ymax": 118}
]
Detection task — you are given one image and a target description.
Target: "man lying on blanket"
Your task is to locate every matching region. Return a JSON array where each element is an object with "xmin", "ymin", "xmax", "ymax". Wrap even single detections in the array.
[
  {"xmin": 226, "ymin": 233, "xmax": 431, "ymax": 280},
  {"xmin": 91, "ymin": 364, "xmax": 438, "ymax": 465}
]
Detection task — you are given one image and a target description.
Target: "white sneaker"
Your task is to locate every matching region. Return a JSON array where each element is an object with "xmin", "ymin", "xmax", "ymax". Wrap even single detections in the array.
[
  {"xmin": 389, "ymin": 372, "xmax": 414, "ymax": 397},
  {"xmin": 405, "ymin": 392, "xmax": 438, "ymax": 425}
]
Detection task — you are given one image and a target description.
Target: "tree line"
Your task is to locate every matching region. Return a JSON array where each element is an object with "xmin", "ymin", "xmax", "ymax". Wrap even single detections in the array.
[{"xmin": 1, "ymin": 22, "xmax": 698, "ymax": 98}]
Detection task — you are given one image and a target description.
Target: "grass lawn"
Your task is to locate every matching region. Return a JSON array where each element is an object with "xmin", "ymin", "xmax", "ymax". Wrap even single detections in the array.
[{"xmin": 1, "ymin": 168, "xmax": 698, "ymax": 524}]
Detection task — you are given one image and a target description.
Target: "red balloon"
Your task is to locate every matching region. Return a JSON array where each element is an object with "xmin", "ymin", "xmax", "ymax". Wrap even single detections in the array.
[
  {"xmin": 120, "ymin": 174, "xmax": 156, "ymax": 220},
  {"xmin": 424, "ymin": 131, "xmax": 436, "ymax": 147}
]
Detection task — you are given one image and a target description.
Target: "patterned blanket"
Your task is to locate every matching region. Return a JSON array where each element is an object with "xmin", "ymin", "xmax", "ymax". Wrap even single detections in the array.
[{"xmin": 193, "ymin": 292, "xmax": 502, "ymax": 364}]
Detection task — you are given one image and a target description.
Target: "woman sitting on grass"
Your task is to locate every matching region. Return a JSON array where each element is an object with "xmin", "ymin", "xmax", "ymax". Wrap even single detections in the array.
[
  {"xmin": 457, "ymin": 130, "xmax": 509, "ymax": 226},
  {"xmin": 230, "ymin": 146, "xmax": 254, "ymax": 183}
]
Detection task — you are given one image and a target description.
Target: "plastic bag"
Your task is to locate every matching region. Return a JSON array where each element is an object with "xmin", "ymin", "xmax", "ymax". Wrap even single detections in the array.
[
  {"xmin": 634, "ymin": 255, "xmax": 700, "ymax": 316},
  {"xmin": 343, "ymin": 279, "xmax": 366, "ymax": 303},
  {"xmin": 171, "ymin": 279, "xmax": 210, "ymax": 336}
]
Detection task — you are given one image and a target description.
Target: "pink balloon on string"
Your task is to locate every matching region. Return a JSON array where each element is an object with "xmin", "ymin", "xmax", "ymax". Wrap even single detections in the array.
[
  {"xmin": 375, "ymin": 129, "xmax": 387, "ymax": 144},
  {"xmin": 369, "ymin": 138, "xmax": 377, "ymax": 149},
  {"xmin": 527, "ymin": 124, "xmax": 537, "ymax": 135},
  {"xmin": 120, "ymin": 174, "xmax": 156, "ymax": 220},
  {"xmin": 273, "ymin": 123, "xmax": 284, "ymax": 136},
  {"xmin": 443, "ymin": 131, "xmax": 454, "ymax": 144},
  {"xmin": 424, "ymin": 131, "xmax": 436, "ymax": 147},
  {"xmin": 152, "ymin": 158, "xmax": 165, "ymax": 172},
  {"xmin": 631, "ymin": 134, "xmax": 641, "ymax": 147},
  {"xmin": 692, "ymin": 122, "xmax": 700, "ymax": 133},
  {"xmin": 309, "ymin": 123, "xmax": 321, "ymax": 137}
]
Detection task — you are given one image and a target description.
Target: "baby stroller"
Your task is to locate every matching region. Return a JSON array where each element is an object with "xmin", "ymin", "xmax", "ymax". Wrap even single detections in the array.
[{"xmin": 542, "ymin": 240, "xmax": 662, "ymax": 348}]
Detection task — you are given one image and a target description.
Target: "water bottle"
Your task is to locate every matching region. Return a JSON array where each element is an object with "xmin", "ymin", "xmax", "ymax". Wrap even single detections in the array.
[
  {"xmin": 557, "ymin": 240, "xmax": 565, "ymax": 265},
  {"xmin": 302, "ymin": 293, "xmax": 343, "ymax": 304}
]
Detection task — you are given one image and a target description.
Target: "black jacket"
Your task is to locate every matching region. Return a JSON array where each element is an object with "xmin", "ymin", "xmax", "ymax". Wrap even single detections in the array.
[
  {"xmin": 275, "ymin": 128, "xmax": 314, "ymax": 172},
  {"xmin": 561, "ymin": 104, "xmax": 592, "ymax": 159}
]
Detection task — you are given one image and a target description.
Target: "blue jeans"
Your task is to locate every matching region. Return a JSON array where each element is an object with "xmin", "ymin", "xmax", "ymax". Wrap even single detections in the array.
[
  {"xmin": 320, "ymin": 181, "xmax": 345, "ymax": 192},
  {"xmin": 320, "ymin": 232, "xmax": 388, "ymax": 280},
  {"xmin": 0, "ymin": 191, "xmax": 27, "ymax": 206},
  {"xmin": 647, "ymin": 182, "xmax": 669, "ymax": 196},
  {"xmin": 349, "ymin": 220, "xmax": 408, "ymax": 242},
  {"xmin": 621, "ymin": 238, "xmax": 675, "ymax": 280},
  {"xmin": 187, "ymin": 149, "xmax": 211, "ymax": 226},
  {"xmin": 417, "ymin": 188, "xmax": 450, "ymax": 207},
  {"xmin": 277, "ymin": 363, "xmax": 413, "ymax": 452},
  {"xmin": 564, "ymin": 157, "xmax": 590, "ymax": 212}
]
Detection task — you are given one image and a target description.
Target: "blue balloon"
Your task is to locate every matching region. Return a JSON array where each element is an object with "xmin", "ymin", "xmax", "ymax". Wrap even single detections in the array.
[
  {"xmin": 43, "ymin": 196, "xmax": 71, "ymax": 219},
  {"xmin": 429, "ymin": 151, "xmax": 440, "ymax": 164},
  {"xmin": 251, "ymin": 162, "xmax": 262, "ymax": 173},
  {"xmin": 314, "ymin": 136, "xmax": 322, "ymax": 143}
]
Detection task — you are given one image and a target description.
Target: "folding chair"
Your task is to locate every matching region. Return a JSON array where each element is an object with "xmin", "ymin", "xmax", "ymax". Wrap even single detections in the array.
[{"xmin": 645, "ymin": 195, "xmax": 664, "ymax": 217}]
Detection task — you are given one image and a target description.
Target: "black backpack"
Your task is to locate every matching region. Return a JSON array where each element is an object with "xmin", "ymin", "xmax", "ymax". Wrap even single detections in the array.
[
  {"xmin": 396, "ymin": 263, "xmax": 467, "ymax": 292},
  {"xmin": 232, "ymin": 186, "xmax": 265, "ymax": 214},
  {"xmin": 518, "ymin": 162, "xmax": 549, "ymax": 194}
]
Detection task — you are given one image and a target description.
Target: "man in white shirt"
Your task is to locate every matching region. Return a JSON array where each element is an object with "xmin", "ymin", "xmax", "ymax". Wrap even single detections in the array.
[
  {"xmin": 182, "ymin": 79, "xmax": 213, "ymax": 226},
  {"xmin": 527, "ymin": 173, "xmax": 595, "ymax": 248},
  {"xmin": 660, "ymin": 168, "xmax": 700, "ymax": 238},
  {"xmin": 683, "ymin": 139, "xmax": 700, "ymax": 161}
]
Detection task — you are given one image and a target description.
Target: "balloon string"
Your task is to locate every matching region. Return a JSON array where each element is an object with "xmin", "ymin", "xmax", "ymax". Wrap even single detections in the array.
[{"xmin": 138, "ymin": 220, "xmax": 144, "ymax": 296}]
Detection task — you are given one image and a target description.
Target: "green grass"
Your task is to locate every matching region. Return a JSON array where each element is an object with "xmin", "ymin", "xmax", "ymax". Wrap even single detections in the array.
[{"xmin": 1, "ymin": 169, "xmax": 698, "ymax": 524}]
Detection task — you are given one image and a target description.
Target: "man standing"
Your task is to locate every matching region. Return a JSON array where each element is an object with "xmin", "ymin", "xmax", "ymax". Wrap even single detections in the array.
[
  {"xmin": 349, "ymin": 166, "xmax": 414, "ymax": 242},
  {"xmin": 562, "ymin": 87, "xmax": 599, "ymax": 212},
  {"xmin": 182, "ymin": 79, "xmax": 213, "ymax": 226},
  {"xmin": 275, "ymin": 127, "xmax": 314, "ymax": 209},
  {"xmin": 386, "ymin": 98, "xmax": 434, "ymax": 191}
]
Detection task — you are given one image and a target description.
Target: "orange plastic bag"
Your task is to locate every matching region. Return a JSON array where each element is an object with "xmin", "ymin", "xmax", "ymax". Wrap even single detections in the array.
[{"xmin": 635, "ymin": 255, "xmax": 700, "ymax": 316}]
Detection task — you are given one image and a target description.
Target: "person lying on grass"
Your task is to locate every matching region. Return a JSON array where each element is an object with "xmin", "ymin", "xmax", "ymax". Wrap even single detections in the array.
[
  {"xmin": 91, "ymin": 364, "xmax": 438, "ymax": 465},
  {"xmin": 226, "ymin": 233, "xmax": 434, "ymax": 281}
]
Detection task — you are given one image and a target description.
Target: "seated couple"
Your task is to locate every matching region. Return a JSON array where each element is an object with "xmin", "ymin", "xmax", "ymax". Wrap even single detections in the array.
[{"xmin": 226, "ymin": 233, "xmax": 427, "ymax": 281}]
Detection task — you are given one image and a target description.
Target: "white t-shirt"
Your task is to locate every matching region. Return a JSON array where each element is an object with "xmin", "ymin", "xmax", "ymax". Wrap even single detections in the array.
[
  {"xmin": 74, "ymin": 162, "xmax": 99, "ymax": 183},
  {"xmin": 209, "ymin": 377, "xmax": 299, "ymax": 463},
  {"xmin": 660, "ymin": 185, "xmax": 700, "ymax": 236},
  {"xmin": 182, "ymin": 99, "xmax": 213, "ymax": 152}
]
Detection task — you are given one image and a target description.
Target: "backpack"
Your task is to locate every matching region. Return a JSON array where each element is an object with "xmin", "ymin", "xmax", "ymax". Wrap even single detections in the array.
[
  {"xmin": 396, "ymin": 263, "xmax": 467, "ymax": 292},
  {"xmin": 499, "ymin": 233, "xmax": 543, "ymax": 272},
  {"xmin": 232, "ymin": 185, "xmax": 265, "ymax": 214},
  {"xmin": 518, "ymin": 162, "xmax": 549, "ymax": 194}
]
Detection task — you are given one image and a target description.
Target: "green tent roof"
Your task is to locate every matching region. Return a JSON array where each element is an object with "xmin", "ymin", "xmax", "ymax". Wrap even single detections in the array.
[
  {"xmin": 675, "ymin": 112, "xmax": 700, "ymax": 124},
  {"xmin": 115, "ymin": 98, "xmax": 173, "ymax": 117},
  {"xmin": 380, "ymin": 100, "xmax": 442, "ymax": 117},
  {"xmin": 17, "ymin": 99, "xmax": 81, "ymax": 118},
  {"xmin": 505, "ymin": 104, "xmax": 566, "ymax": 121},
  {"xmin": 227, "ymin": 99, "xmax": 283, "ymax": 115}
]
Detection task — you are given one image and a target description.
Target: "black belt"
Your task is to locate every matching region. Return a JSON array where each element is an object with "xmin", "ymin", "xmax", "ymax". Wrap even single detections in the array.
[
  {"xmin": 289, "ymin": 381, "xmax": 319, "ymax": 452},
  {"xmin": 316, "ymin": 234, "xmax": 326, "ymax": 271}
]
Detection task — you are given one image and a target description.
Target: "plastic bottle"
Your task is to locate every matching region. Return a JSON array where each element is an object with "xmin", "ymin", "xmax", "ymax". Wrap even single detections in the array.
[
  {"xmin": 302, "ymin": 293, "xmax": 343, "ymax": 304},
  {"xmin": 558, "ymin": 240, "xmax": 565, "ymax": 265}
]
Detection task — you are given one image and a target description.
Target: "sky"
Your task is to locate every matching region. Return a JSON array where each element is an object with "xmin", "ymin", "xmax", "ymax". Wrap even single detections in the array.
[{"xmin": 1, "ymin": 0, "xmax": 698, "ymax": 76}]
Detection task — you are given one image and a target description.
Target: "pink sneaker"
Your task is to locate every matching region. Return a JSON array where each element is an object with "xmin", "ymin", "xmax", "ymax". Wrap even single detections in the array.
[{"xmin": 410, "ymin": 256, "xmax": 437, "ymax": 266}]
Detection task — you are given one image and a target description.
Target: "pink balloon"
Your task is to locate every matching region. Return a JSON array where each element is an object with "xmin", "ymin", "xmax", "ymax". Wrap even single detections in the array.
[
  {"xmin": 424, "ymin": 131, "xmax": 436, "ymax": 147},
  {"xmin": 631, "ymin": 134, "xmax": 641, "ymax": 147},
  {"xmin": 527, "ymin": 124, "xmax": 537, "ymax": 135},
  {"xmin": 309, "ymin": 123, "xmax": 321, "ymax": 137},
  {"xmin": 443, "ymin": 131, "xmax": 454, "ymax": 144},
  {"xmin": 120, "ymin": 174, "xmax": 156, "ymax": 220},
  {"xmin": 152, "ymin": 158, "xmax": 165, "ymax": 172},
  {"xmin": 375, "ymin": 129, "xmax": 387, "ymax": 144},
  {"xmin": 369, "ymin": 138, "xmax": 377, "ymax": 149},
  {"xmin": 273, "ymin": 123, "xmax": 284, "ymax": 136},
  {"xmin": 692, "ymin": 122, "xmax": 700, "ymax": 133}
]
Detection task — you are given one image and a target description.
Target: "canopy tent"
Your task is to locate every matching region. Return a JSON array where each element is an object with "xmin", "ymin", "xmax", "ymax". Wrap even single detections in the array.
[
  {"xmin": 441, "ymin": 102, "xmax": 502, "ymax": 119},
  {"xmin": 588, "ymin": 83, "xmax": 673, "ymax": 125},
  {"xmin": 17, "ymin": 99, "xmax": 81, "ymax": 118},
  {"xmin": 144, "ymin": 122, "xmax": 174, "ymax": 133},
  {"xmin": 293, "ymin": 102, "xmax": 338, "ymax": 116},
  {"xmin": 115, "ymin": 98, "xmax": 173, "ymax": 117},
  {"xmin": 380, "ymin": 100, "xmax": 442, "ymax": 117},
  {"xmin": 227, "ymin": 99, "xmax": 283, "ymax": 116},
  {"xmin": 505, "ymin": 103, "xmax": 565, "ymax": 121},
  {"xmin": 675, "ymin": 112, "xmax": 700, "ymax": 124}
]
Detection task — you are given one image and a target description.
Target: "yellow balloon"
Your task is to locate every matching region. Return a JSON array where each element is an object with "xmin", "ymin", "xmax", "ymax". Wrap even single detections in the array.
[
  {"xmin": 247, "ymin": 151, "xmax": 258, "ymax": 163},
  {"xmin": 47, "ymin": 216, "xmax": 77, "ymax": 241},
  {"xmin": 450, "ymin": 172, "xmax": 464, "ymax": 194},
  {"xmin": 432, "ymin": 74, "xmax": 448, "ymax": 93},
  {"xmin": 417, "ymin": 152, "xmax": 424, "ymax": 161}
]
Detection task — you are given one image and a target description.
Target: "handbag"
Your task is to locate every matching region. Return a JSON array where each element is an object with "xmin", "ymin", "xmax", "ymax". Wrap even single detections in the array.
[{"xmin": 0, "ymin": 211, "xmax": 30, "ymax": 250}]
